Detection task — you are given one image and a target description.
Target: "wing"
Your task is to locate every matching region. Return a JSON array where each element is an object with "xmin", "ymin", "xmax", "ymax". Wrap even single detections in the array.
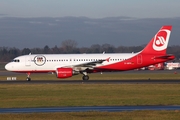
[
  {"xmin": 75, "ymin": 59, "xmax": 106, "ymax": 67},
  {"xmin": 64, "ymin": 57, "xmax": 110, "ymax": 71}
]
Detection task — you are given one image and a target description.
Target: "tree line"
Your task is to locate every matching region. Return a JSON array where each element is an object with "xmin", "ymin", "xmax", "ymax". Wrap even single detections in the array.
[{"xmin": 0, "ymin": 40, "xmax": 180, "ymax": 62}]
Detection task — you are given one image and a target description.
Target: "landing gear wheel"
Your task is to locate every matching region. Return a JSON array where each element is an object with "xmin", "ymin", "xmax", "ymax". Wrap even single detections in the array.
[
  {"xmin": 26, "ymin": 73, "xmax": 31, "ymax": 81},
  {"xmin": 27, "ymin": 77, "xmax": 31, "ymax": 81},
  {"xmin": 82, "ymin": 75, "xmax": 89, "ymax": 81}
]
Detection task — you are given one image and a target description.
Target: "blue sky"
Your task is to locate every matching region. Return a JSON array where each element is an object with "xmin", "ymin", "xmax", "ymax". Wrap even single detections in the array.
[{"xmin": 0, "ymin": 0, "xmax": 180, "ymax": 18}]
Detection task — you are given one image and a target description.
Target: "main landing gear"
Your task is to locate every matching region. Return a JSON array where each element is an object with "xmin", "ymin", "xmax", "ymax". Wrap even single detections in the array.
[
  {"xmin": 81, "ymin": 72, "xmax": 89, "ymax": 81},
  {"xmin": 82, "ymin": 75, "xmax": 89, "ymax": 81},
  {"xmin": 26, "ymin": 73, "xmax": 31, "ymax": 81}
]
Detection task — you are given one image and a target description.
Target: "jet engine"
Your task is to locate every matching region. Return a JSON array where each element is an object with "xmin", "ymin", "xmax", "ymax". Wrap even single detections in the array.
[{"xmin": 56, "ymin": 68, "xmax": 79, "ymax": 78}]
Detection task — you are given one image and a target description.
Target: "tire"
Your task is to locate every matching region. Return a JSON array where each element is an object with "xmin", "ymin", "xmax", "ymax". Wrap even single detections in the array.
[
  {"xmin": 82, "ymin": 75, "xmax": 89, "ymax": 81},
  {"xmin": 27, "ymin": 77, "xmax": 31, "ymax": 81}
]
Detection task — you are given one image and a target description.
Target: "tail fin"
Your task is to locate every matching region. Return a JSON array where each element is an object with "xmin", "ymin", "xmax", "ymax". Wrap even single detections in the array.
[{"xmin": 141, "ymin": 26, "xmax": 172, "ymax": 55}]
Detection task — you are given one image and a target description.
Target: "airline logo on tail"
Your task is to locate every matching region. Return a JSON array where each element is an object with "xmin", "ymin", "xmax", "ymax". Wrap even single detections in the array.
[{"xmin": 153, "ymin": 29, "xmax": 171, "ymax": 51}]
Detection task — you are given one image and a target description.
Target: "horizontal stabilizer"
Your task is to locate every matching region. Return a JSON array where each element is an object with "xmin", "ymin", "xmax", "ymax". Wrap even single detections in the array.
[{"xmin": 154, "ymin": 55, "xmax": 175, "ymax": 60}]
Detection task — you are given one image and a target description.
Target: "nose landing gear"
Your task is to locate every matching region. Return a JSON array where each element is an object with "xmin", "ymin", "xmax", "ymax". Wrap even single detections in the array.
[{"xmin": 26, "ymin": 73, "xmax": 31, "ymax": 81}]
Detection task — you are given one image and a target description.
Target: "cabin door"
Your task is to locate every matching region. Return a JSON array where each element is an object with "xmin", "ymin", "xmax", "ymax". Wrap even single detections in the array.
[{"xmin": 25, "ymin": 56, "xmax": 31, "ymax": 66}]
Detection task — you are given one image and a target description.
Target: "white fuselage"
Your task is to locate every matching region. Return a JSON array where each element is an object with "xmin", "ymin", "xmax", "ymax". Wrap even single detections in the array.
[{"xmin": 5, "ymin": 53, "xmax": 137, "ymax": 72}]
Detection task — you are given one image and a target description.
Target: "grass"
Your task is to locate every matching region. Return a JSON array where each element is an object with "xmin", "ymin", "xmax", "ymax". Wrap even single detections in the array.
[{"xmin": 0, "ymin": 84, "xmax": 180, "ymax": 108}]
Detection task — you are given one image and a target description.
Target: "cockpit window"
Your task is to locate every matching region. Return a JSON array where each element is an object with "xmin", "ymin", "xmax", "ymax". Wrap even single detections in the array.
[{"xmin": 12, "ymin": 59, "xmax": 20, "ymax": 62}]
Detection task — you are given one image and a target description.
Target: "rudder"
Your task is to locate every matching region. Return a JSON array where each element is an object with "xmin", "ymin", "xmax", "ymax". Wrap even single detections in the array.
[{"xmin": 141, "ymin": 26, "xmax": 172, "ymax": 55}]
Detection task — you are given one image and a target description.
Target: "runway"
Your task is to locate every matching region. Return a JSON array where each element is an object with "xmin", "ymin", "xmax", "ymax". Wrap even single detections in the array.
[
  {"xmin": 1, "ymin": 80, "xmax": 180, "ymax": 84},
  {"xmin": 0, "ymin": 106, "xmax": 180, "ymax": 113}
]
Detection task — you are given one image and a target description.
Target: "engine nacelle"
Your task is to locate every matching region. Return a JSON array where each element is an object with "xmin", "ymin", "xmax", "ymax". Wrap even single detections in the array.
[{"xmin": 56, "ymin": 68, "xmax": 78, "ymax": 78}]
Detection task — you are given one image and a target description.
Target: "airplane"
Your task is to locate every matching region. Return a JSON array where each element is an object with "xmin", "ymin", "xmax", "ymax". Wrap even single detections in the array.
[{"xmin": 5, "ymin": 25, "xmax": 175, "ymax": 81}]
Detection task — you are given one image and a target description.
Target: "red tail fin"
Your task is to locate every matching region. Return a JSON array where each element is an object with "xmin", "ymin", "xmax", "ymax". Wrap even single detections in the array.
[{"xmin": 141, "ymin": 26, "xmax": 172, "ymax": 55}]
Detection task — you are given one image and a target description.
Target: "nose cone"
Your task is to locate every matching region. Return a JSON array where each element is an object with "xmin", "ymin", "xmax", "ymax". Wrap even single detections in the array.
[{"xmin": 5, "ymin": 63, "xmax": 12, "ymax": 71}]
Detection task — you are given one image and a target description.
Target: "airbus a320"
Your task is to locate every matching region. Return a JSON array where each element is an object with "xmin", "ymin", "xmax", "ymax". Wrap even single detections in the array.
[{"xmin": 5, "ymin": 26, "xmax": 175, "ymax": 81}]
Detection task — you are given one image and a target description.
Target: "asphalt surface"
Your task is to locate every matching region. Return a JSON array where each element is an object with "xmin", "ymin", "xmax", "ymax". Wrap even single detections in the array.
[
  {"xmin": 1, "ymin": 80, "xmax": 180, "ymax": 84},
  {"xmin": 0, "ymin": 106, "xmax": 180, "ymax": 113}
]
